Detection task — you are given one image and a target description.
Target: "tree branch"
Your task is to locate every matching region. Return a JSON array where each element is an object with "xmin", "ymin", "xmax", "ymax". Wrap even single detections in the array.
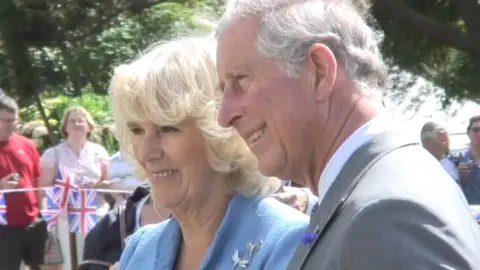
[
  {"xmin": 66, "ymin": 10, "xmax": 125, "ymax": 43},
  {"xmin": 66, "ymin": 0, "xmax": 165, "ymax": 43},
  {"xmin": 372, "ymin": 0, "xmax": 480, "ymax": 56},
  {"xmin": 455, "ymin": 0, "xmax": 480, "ymax": 35}
]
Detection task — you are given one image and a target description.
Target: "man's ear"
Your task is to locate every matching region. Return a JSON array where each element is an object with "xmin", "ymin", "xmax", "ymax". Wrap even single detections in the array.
[{"xmin": 306, "ymin": 43, "xmax": 337, "ymax": 102}]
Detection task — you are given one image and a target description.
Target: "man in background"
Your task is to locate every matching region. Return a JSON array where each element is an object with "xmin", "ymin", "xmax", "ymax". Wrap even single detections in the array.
[
  {"xmin": 455, "ymin": 116, "xmax": 480, "ymax": 205},
  {"xmin": 0, "ymin": 93, "xmax": 47, "ymax": 270},
  {"xmin": 420, "ymin": 121, "xmax": 459, "ymax": 182}
]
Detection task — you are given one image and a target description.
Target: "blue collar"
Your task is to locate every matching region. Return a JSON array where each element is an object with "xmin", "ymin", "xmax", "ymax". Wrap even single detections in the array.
[{"xmin": 153, "ymin": 194, "xmax": 259, "ymax": 269}]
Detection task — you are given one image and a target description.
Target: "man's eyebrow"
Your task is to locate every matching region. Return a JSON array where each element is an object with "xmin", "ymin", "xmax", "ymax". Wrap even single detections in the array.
[
  {"xmin": 218, "ymin": 71, "xmax": 238, "ymax": 92},
  {"xmin": 126, "ymin": 121, "xmax": 139, "ymax": 128}
]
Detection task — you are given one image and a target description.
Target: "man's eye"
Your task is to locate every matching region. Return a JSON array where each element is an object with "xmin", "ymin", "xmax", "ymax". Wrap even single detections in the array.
[
  {"xmin": 160, "ymin": 126, "xmax": 180, "ymax": 133},
  {"xmin": 235, "ymin": 75, "xmax": 248, "ymax": 91}
]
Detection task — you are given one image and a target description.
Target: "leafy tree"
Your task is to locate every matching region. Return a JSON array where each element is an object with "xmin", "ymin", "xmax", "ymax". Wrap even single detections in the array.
[
  {"xmin": 0, "ymin": 0, "xmax": 197, "ymax": 144},
  {"xmin": 63, "ymin": 2, "xmax": 199, "ymax": 96},
  {"xmin": 372, "ymin": 0, "xmax": 480, "ymax": 102},
  {"xmin": 18, "ymin": 92, "xmax": 117, "ymax": 153}
]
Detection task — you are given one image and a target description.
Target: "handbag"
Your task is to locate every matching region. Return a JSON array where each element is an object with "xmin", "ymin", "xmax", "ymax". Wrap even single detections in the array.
[
  {"xmin": 44, "ymin": 230, "xmax": 64, "ymax": 265},
  {"xmin": 43, "ymin": 146, "xmax": 64, "ymax": 265}
]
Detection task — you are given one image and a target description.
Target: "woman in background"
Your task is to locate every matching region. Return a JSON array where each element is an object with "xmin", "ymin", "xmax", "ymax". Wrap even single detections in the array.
[{"xmin": 39, "ymin": 106, "xmax": 111, "ymax": 269}]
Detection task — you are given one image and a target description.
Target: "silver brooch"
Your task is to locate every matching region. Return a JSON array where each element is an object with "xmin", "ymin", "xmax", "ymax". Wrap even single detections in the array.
[{"xmin": 231, "ymin": 241, "xmax": 264, "ymax": 269}]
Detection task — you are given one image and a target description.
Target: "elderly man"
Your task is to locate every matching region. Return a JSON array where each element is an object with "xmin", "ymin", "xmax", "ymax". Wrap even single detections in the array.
[
  {"xmin": 0, "ymin": 94, "xmax": 47, "ymax": 270},
  {"xmin": 216, "ymin": 0, "xmax": 480, "ymax": 269},
  {"xmin": 420, "ymin": 121, "xmax": 459, "ymax": 182}
]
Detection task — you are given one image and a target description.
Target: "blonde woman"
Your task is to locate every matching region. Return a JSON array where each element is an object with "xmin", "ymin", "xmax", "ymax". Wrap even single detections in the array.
[
  {"xmin": 109, "ymin": 36, "xmax": 308, "ymax": 270},
  {"xmin": 39, "ymin": 106, "xmax": 111, "ymax": 267}
]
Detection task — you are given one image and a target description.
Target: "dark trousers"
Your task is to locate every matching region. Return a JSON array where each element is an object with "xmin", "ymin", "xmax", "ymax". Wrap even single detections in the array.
[{"xmin": 0, "ymin": 218, "xmax": 48, "ymax": 270}]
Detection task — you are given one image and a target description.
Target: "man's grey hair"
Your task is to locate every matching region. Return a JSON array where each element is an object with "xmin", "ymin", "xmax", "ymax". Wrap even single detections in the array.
[
  {"xmin": 216, "ymin": 0, "xmax": 388, "ymax": 93},
  {"xmin": 0, "ymin": 93, "xmax": 18, "ymax": 114},
  {"xmin": 420, "ymin": 121, "xmax": 446, "ymax": 144}
]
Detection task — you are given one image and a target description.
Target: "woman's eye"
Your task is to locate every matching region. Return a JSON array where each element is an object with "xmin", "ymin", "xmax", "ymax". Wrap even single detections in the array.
[{"xmin": 129, "ymin": 127, "xmax": 143, "ymax": 135}]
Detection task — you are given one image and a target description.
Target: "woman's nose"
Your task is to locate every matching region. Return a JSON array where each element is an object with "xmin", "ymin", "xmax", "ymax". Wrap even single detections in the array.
[{"xmin": 138, "ymin": 135, "xmax": 165, "ymax": 163}]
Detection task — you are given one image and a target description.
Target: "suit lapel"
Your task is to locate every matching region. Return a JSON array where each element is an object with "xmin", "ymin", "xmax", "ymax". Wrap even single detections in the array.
[
  {"xmin": 287, "ymin": 131, "xmax": 419, "ymax": 269},
  {"xmin": 286, "ymin": 208, "xmax": 321, "ymax": 269}
]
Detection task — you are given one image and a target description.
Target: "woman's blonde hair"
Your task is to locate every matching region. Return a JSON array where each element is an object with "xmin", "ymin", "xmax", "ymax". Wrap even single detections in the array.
[
  {"xmin": 109, "ymin": 36, "xmax": 279, "ymax": 197},
  {"xmin": 60, "ymin": 106, "xmax": 96, "ymax": 138}
]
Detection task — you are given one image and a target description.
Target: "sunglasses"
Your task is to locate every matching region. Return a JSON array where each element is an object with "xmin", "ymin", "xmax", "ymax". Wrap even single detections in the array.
[{"xmin": 470, "ymin": 127, "xmax": 480, "ymax": 133}]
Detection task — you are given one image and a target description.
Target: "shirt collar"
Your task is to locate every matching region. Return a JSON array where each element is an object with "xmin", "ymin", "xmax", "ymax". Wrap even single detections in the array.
[{"xmin": 316, "ymin": 116, "xmax": 395, "ymax": 205}]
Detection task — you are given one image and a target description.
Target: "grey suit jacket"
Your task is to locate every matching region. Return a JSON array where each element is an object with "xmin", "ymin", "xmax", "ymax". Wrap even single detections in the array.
[{"xmin": 287, "ymin": 132, "xmax": 480, "ymax": 270}]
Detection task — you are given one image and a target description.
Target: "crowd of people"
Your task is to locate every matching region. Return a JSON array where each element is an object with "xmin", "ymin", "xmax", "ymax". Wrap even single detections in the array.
[
  {"xmin": 1, "ymin": 0, "xmax": 480, "ymax": 270},
  {"xmin": 421, "ymin": 118, "xmax": 480, "ymax": 205}
]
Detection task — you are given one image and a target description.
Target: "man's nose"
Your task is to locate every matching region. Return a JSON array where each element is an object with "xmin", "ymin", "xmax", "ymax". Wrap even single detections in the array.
[{"xmin": 218, "ymin": 91, "xmax": 242, "ymax": 128}]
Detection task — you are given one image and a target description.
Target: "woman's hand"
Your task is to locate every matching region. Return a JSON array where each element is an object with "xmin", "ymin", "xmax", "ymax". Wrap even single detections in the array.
[
  {"xmin": 95, "ymin": 180, "xmax": 112, "ymax": 189},
  {"xmin": 270, "ymin": 186, "xmax": 308, "ymax": 213},
  {"xmin": 78, "ymin": 181, "xmax": 96, "ymax": 189}
]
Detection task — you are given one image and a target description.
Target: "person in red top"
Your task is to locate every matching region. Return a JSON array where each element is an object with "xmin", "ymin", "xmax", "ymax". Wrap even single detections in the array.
[{"xmin": 0, "ymin": 92, "xmax": 47, "ymax": 270}]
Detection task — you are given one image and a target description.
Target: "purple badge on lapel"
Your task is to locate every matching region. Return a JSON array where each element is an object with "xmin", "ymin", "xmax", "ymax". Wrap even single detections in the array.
[
  {"xmin": 301, "ymin": 225, "xmax": 320, "ymax": 245},
  {"xmin": 301, "ymin": 231, "xmax": 318, "ymax": 245}
]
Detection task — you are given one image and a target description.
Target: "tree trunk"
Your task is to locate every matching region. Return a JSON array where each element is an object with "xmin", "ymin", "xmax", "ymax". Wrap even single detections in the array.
[
  {"xmin": 58, "ymin": 43, "xmax": 83, "ymax": 96},
  {"xmin": 455, "ymin": 0, "xmax": 480, "ymax": 74},
  {"xmin": 0, "ymin": 16, "xmax": 60, "ymax": 146},
  {"xmin": 34, "ymin": 90, "xmax": 59, "ymax": 145}
]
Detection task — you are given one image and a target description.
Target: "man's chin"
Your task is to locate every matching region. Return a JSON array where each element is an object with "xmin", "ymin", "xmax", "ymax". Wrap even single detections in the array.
[
  {"xmin": 257, "ymin": 159, "xmax": 278, "ymax": 178},
  {"xmin": 257, "ymin": 157, "xmax": 288, "ymax": 179}
]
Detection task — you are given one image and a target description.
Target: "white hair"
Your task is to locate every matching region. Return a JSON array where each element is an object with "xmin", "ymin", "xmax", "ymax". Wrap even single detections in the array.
[
  {"xmin": 217, "ymin": 0, "xmax": 387, "ymax": 93},
  {"xmin": 420, "ymin": 121, "xmax": 446, "ymax": 144}
]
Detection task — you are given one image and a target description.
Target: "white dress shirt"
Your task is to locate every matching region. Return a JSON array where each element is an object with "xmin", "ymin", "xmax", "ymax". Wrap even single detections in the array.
[
  {"xmin": 317, "ymin": 117, "xmax": 397, "ymax": 206},
  {"xmin": 440, "ymin": 157, "xmax": 460, "ymax": 182}
]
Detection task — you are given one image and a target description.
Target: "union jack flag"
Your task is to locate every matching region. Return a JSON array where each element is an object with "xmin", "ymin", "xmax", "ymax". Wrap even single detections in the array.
[
  {"xmin": 40, "ymin": 188, "xmax": 66, "ymax": 230},
  {"xmin": 0, "ymin": 193, "xmax": 6, "ymax": 225},
  {"xmin": 40, "ymin": 169, "xmax": 72, "ymax": 229},
  {"xmin": 68, "ymin": 189, "xmax": 97, "ymax": 233},
  {"xmin": 52, "ymin": 169, "xmax": 74, "ymax": 204}
]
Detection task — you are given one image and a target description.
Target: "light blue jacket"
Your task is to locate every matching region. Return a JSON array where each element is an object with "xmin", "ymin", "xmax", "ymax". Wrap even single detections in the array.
[{"xmin": 119, "ymin": 194, "xmax": 309, "ymax": 270}]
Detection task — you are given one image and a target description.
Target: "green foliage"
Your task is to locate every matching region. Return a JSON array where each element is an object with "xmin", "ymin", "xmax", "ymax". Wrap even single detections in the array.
[
  {"xmin": 372, "ymin": 0, "xmax": 480, "ymax": 103},
  {"xmin": 0, "ymin": 0, "xmax": 198, "ymax": 105},
  {"xmin": 0, "ymin": 0, "xmax": 228, "ymax": 154},
  {"xmin": 61, "ymin": 2, "xmax": 199, "ymax": 96},
  {"xmin": 20, "ymin": 92, "xmax": 110, "ymax": 125},
  {"xmin": 19, "ymin": 92, "xmax": 117, "ymax": 154}
]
